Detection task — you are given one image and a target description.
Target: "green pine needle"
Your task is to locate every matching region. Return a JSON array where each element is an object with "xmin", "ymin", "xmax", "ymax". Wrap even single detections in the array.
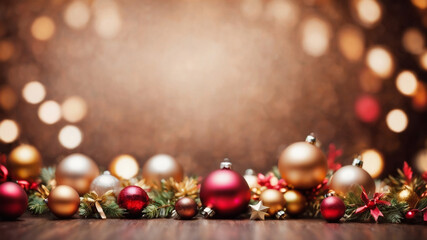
[
  {"xmin": 103, "ymin": 201, "xmax": 126, "ymax": 218},
  {"xmin": 40, "ymin": 167, "xmax": 56, "ymax": 185},
  {"xmin": 416, "ymin": 197, "xmax": 427, "ymax": 210},
  {"xmin": 28, "ymin": 194, "xmax": 48, "ymax": 215}
]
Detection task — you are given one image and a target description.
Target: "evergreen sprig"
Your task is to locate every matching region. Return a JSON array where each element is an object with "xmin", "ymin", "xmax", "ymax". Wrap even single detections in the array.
[
  {"xmin": 142, "ymin": 190, "xmax": 175, "ymax": 219},
  {"xmin": 40, "ymin": 167, "xmax": 55, "ymax": 186},
  {"xmin": 28, "ymin": 194, "xmax": 48, "ymax": 215},
  {"xmin": 79, "ymin": 192, "xmax": 125, "ymax": 219}
]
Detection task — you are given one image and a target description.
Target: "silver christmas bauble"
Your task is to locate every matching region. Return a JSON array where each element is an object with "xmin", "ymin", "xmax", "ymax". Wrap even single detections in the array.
[{"xmin": 90, "ymin": 171, "xmax": 121, "ymax": 196}]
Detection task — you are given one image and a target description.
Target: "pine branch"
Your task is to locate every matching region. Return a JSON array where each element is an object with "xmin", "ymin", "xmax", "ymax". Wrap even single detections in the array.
[
  {"xmin": 28, "ymin": 194, "xmax": 48, "ymax": 215},
  {"xmin": 79, "ymin": 201, "xmax": 94, "ymax": 218},
  {"xmin": 416, "ymin": 197, "xmax": 427, "ymax": 210},
  {"xmin": 103, "ymin": 201, "xmax": 126, "ymax": 218},
  {"xmin": 378, "ymin": 199, "xmax": 407, "ymax": 223},
  {"xmin": 142, "ymin": 190, "xmax": 175, "ymax": 218},
  {"xmin": 40, "ymin": 167, "xmax": 55, "ymax": 186}
]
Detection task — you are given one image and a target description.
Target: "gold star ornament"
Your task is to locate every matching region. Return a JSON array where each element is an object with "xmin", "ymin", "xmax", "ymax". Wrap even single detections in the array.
[{"xmin": 249, "ymin": 201, "xmax": 270, "ymax": 220}]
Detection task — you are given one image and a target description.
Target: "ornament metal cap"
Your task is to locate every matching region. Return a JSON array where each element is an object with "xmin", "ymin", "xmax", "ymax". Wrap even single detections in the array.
[
  {"xmin": 352, "ymin": 155, "xmax": 363, "ymax": 167},
  {"xmin": 245, "ymin": 169, "xmax": 255, "ymax": 176},
  {"xmin": 305, "ymin": 134, "xmax": 316, "ymax": 145},
  {"xmin": 275, "ymin": 210, "xmax": 287, "ymax": 220},
  {"xmin": 201, "ymin": 207, "xmax": 215, "ymax": 218},
  {"xmin": 324, "ymin": 192, "xmax": 335, "ymax": 198},
  {"xmin": 171, "ymin": 210, "xmax": 178, "ymax": 218},
  {"xmin": 220, "ymin": 158, "xmax": 232, "ymax": 169}
]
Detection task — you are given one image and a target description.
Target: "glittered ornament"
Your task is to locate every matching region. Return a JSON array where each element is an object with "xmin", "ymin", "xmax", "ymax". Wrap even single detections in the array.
[
  {"xmin": 7, "ymin": 144, "xmax": 42, "ymax": 181},
  {"xmin": 118, "ymin": 186, "xmax": 149, "ymax": 217},
  {"xmin": 109, "ymin": 154, "xmax": 139, "ymax": 180},
  {"xmin": 90, "ymin": 171, "xmax": 121, "ymax": 196},
  {"xmin": 320, "ymin": 195, "xmax": 345, "ymax": 222},
  {"xmin": 0, "ymin": 182, "xmax": 28, "ymax": 219},
  {"xmin": 200, "ymin": 159, "xmax": 251, "ymax": 218},
  {"xmin": 329, "ymin": 157, "xmax": 376, "ymax": 197},
  {"xmin": 397, "ymin": 186, "xmax": 419, "ymax": 209},
  {"xmin": 174, "ymin": 197, "xmax": 198, "ymax": 219},
  {"xmin": 142, "ymin": 154, "xmax": 183, "ymax": 186},
  {"xmin": 55, "ymin": 153, "xmax": 100, "ymax": 195},
  {"xmin": 47, "ymin": 185, "xmax": 80, "ymax": 218},
  {"xmin": 259, "ymin": 189, "xmax": 286, "ymax": 215},
  {"xmin": 278, "ymin": 135, "xmax": 328, "ymax": 189},
  {"xmin": 283, "ymin": 190, "xmax": 307, "ymax": 215}
]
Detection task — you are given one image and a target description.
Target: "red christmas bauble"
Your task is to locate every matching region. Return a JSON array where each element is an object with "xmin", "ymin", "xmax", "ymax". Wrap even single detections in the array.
[
  {"xmin": 200, "ymin": 167, "xmax": 251, "ymax": 218},
  {"xmin": 405, "ymin": 210, "xmax": 417, "ymax": 220},
  {"xmin": 0, "ymin": 182, "xmax": 28, "ymax": 219},
  {"xmin": 118, "ymin": 186, "xmax": 149, "ymax": 217},
  {"xmin": 320, "ymin": 196, "xmax": 345, "ymax": 222}
]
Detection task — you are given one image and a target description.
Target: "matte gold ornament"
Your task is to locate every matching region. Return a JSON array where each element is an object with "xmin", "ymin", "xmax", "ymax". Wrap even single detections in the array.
[
  {"xmin": 278, "ymin": 135, "xmax": 328, "ymax": 189},
  {"xmin": 142, "ymin": 154, "xmax": 183, "ymax": 186},
  {"xmin": 90, "ymin": 171, "xmax": 121, "ymax": 196},
  {"xmin": 397, "ymin": 186, "xmax": 419, "ymax": 209},
  {"xmin": 109, "ymin": 154, "xmax": 139, "ymax": 180},
  {"xmin": 329, "ymin": 157, "xmax": 376, "ymax": 197},
  {"xmin": 249, "ymin": 201, "xmax": 269, "ymax": 220},
  {"xmin": 47, "ymin": 185, "xmax": 80, "ymax": 218},
  {"xmin": 56, "ymin": 153, "xmax": 99, "ymax": 195},
  {"xmin": 259, "ymin": 189, "xmax": 286, "ymax": 215},
  {"xmin": 7, "ymin": 144, "xmax": 42, "ymax": 181},
  {"xmin": 283, "ymin": 190, "xmax": 307, "ymax": 215}
]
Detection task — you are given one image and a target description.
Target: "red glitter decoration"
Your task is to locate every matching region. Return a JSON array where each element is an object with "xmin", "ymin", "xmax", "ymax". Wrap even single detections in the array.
[{"xmin": 117, "ymin": 186, "xmax": 149, "ymax": 217}]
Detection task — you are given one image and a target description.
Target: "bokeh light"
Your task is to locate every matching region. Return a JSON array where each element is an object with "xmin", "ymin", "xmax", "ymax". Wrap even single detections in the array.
[
  {"xmin": 355, "ymin": 95, "xmax": 380, "ymax": 123},
  {"xmin": 386, "ymin": 109, "xmax": 408, "ymax": 133},
  {"xmin": 93, "ymin": 0, "xmax": 122, "ymax": 39},
  {"xmin": 361, "ymin": 149, "xmax": 384, "ymax": 178},
  {"xmin": 264, "ymin": 0, "xmax": 299, "ymax": 27},
  {"xmin": 420, "ymin": 51, "xmax": 427, "ymax": 70},
  {"xmin": 353, "ymin": 0, "xmax": 382, "ymax": 27},
  {"xmin": 359, "ymin": 68, "xmax": 382, "ymax": 93},
  {"xmin": 38, "ymin": 100, "xmax": 62, "ymax": 124},
  {"xmin": 58, "ymin": 125, "xmax": 83, "ymax": 149},
  {"xmin": 109, "ymin": 154, "xmax": 139, "ymax": 180},
  {"xmin": 0, "ymin": 40, "xmax": 14, "ymax": 61},
  {"xmin": 31, "ymin": 16, "xmax": 55, "ymax": 41},
  {"xmin": 412, "ymin": 82, "xmax": 427, "ymax": 111},
  {"xmin": 402, "ymin": 28, "xmax": 425, "ymax": 55},
  {"xmin": 0, "ymin": 85, "xmax": 17, "ymax": 111},
  {"xmin": 338, "ymin": 25, "xmax": 365, "ymax": 61},
  {"xmin": 301, "ymin": 17, "xmax": 331, "ymax": 57},
  {"xmin": 412, "ymin": 0, "xmax": 427, "ymax": 9},
  {"xmin": 64, "ymin": 0, "xmax": 91, "ymax": 30},
  {"xmin": 366, "ymin": 46, "xmax": 394, "ymax": 78},
  {"xmin": 22, "ymin": 81, "xmax": 46, "ymax": 104},
  {"xmin": 414, "ymin": 148, "xmax": 427, "ymax": 173},
  {"xmin": 0, "ymin": 119, "xmax": 19, "ymax": 143},
  {"xmin": 240, "ymin": 0, "xmax": 263, "ymax": 21},
  {"xmin": 395, "ymin": 71, "xmax": 418, "ymax": 96},
  {"xmin": 61, "ymin": 96, "xmax": 88, "ymax": 123}
]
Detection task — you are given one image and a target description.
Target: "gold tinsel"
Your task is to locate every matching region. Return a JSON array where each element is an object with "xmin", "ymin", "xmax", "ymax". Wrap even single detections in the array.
[
  {"xmin": 162, "ymin": 177, "xmax": 199, "ymax": 199},
  {"xmin": 35, "ymin": 184, "xmax": 50, "ymax": 199}
]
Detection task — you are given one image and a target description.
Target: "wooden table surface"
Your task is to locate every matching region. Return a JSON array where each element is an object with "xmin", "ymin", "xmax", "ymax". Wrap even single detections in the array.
[{"xmin": 1, "ymin": 214, "xmax": 425, "ymax": 240}]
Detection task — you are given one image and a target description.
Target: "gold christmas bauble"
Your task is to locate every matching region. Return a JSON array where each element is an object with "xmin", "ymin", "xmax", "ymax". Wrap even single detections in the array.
[
  {"xmin": 109, "ymin": 154, "xmax": 139, "ymax": 180},
  {"xmin": 278, "ymin": 136, "xmax": 328, "ymax": 189},
  {"xmin": 397, "ymin": 186, "xmax": 419, "ymax": 209},
  {"xmin": 47, "ymin": 185, "xmax": 80, "ymax": 218},
  {"xmin": 329, "ymin": 158, "xmax": 376, "ymax": 197},
  {"xmin": 259, "ymin": 189, "xmax": 286, "ymax": 215},
  {"xmin": 55, "ymin": 153, "xmax": 99, "ymax": 195},
  {"xmin": 142, "ymin": 154, "xmax": 183, "ymax": 186},
  {"xmin": 7, "ymin": 144, "xmax": 42, "ymax": 181},
  {"xmin": 283, "ymin": 190, "xmax": 307, "ymax": 215}
]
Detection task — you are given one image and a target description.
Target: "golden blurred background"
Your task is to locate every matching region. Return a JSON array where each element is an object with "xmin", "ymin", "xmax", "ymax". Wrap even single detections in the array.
[{"xmin": 1, "ymin": 0, "xmax": 427, "ymax": 178}]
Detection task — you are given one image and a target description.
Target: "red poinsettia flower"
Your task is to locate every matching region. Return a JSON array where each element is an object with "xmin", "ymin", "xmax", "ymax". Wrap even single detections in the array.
[
  {"xmin": 327, "ymin": 144, "xmax": 342, "ymax": 171},
  {"xmin": 355, "ymin": 186, "xmax": 390, "ymax": 222}
]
